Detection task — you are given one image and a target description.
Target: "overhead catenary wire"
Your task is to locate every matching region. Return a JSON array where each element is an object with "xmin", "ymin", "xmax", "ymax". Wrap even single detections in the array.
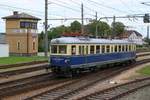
[
  {"xmin": 49, "ymin": 1, "xmax": 95, "ymax": 17},
  {"xmin": 85, "ymin": 0, "xmax": 129, "ymax": 14},
  {"xmin": 119, "ymin": 0, "xmax": 135, "ymax": 13},
  {"xmin": 69, "ymin": 0, "xmax": 106, "ymax": 17},
  {"xmin": 0, "ymin": 3, "xmax": 66, "ymax": 19}
]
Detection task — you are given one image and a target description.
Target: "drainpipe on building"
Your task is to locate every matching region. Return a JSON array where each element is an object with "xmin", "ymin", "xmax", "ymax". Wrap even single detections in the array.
[{"xmin": 27, "ymin": 28, "xmax": 29, "ymax": 56}]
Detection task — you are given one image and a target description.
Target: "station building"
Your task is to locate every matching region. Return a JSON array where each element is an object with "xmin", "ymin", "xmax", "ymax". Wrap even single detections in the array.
[
  {"xmin": 0, "ymin": 33, "xmax": 9, "ymax": 57},
  {"xmin": 2, "ymin": 11, "xmax": 41, "ymax": 56}
]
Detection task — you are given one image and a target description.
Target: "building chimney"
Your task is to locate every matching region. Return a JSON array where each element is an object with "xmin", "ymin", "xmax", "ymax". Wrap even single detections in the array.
[{"xmin": 13, "ymin": 11, "xmax": 18, "ymax": 15}]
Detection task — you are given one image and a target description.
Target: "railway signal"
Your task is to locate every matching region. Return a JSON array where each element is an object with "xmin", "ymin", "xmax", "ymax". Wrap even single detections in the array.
[{"xmin": 143, "ymin": 14, "xmax": 150, "ymax": 23}]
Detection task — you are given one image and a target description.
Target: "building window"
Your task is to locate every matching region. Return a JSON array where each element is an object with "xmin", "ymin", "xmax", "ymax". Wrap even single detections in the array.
[
  {"xmin": 20, "ymin": 22, "xmax": 37, "ymax": 29},
  {"xmin": 33, "ymin": 42, "xmax": 35, "ymax": 50},
  {"xmin": 90, "ymin": 45, "xmax": 95, "ymax": 54},
  {"xmin": 17, "ymin": 42, "xmax": 20, "ymax": 50}
]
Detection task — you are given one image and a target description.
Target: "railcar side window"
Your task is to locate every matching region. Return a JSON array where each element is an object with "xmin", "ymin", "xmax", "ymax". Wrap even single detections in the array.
[
  {"xmin": 122, "ymin": 45, "xmax": 125, "ymax": 52},
  {"xmin": 59, "ymin": 45, "xmax": 67, "ymax": 54},
  {"xmin": 115, "ymin": 45, "xmax": 118, "ymax": 52},
  {"xmin": 119, "ymin": 45, "xmax": 121, "ymax": 52},
  {"xmin": 90, "ymin": 46, "xmax": 95, "ymax": 54},
  {"xmin": 71, "ymin": 45, "xmax": 76, "ymax": 55},
  {"xmin": 129, "ymin": 45, "xmax": 131, "ymax": 51},
  {"xmin": 96, "ymin": 45, "xmax": 100, "ymax": 54},
  {"xmin": 51, "ymin": 45, "xmax": 57, "ymax": 53},
  {"xmin": 126, "ymin": 45, "xmax": 128, "ymax": 51},
  {"xmin": 134, "ymin": 45, "xmax": 136, "ymax": 51},
  {"xmin": 86, "ymin": 46, "xmax": 88, "ymax": 54},
  {"xmin": 106, "ymin": 45, "xmax": 110, "ymax": 53},
  {"xmin": 79, "ymin": 46, "xmax": 84, "ymax": 55},
  {"xmin": 111, "ymin": 45, "xmax": 114, "ymax": 53},
  {"xmin": 124, "ymin": 45, "xmax": 126, "ymax": 52},
  {"xmin": 102, "ymin": 45, "xmax": 105, "ymax": 53},
  {"xmin": 79, "ymin": 46, "xmax": 82, "ymax": 55}
]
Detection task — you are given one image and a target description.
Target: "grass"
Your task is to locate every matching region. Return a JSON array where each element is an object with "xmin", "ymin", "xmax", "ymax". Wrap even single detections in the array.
[
  {"xmin": 0, "ymin": 56, "xmax": 48, "ymax": 65},
  {"xmin": 137, "ymin": 65, "xmax": 150, "ymax": 76}
]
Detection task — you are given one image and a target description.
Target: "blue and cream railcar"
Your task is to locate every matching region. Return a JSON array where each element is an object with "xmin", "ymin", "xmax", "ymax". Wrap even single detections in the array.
[{"xmin": 49, "ymin": 37, "xmax": 136, "ymax": 75}]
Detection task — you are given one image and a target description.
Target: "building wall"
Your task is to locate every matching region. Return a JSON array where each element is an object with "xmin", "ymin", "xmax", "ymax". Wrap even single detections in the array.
[
  {"xmin": 125, "ymin": 33, "xmax": 143, "ymax": 45},
  {"xmin": 0, "ymin": 44, "xmax": 9, "ymax": 57},
  {"xmin": 5, "ymin": 19, "xmax": 38, "ymax": 56}
]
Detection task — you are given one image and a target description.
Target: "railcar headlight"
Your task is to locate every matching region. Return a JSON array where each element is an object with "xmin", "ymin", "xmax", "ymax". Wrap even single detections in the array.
[{"xmin": 65, "ymin": 59, "xmax": 70, "ymax": 63}]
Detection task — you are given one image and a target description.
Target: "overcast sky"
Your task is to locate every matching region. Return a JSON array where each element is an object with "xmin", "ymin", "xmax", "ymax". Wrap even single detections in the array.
[{"xmin": 0, "ymin": 0, "xmax": 150, "ymax": 37}]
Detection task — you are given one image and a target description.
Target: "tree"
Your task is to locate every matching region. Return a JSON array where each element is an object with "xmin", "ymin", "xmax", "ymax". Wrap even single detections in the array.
[
  {"xmin": 144, "ymin": 37, "xmax": 150, "ymax": 45},
  {"xmin": 111, "ymin": 22, "xmax": 125, "ymax": 36},
  {"xmin": 70, "ymin": 21, "xmax": 81, "ymax": 32},
  {"xmin": 38, "ymin": 31, "xmax": 44, "ymax": 52},
  {"xmin": 48, "ymin": 25, "xmax": 71, "ymax": 40},
  {"xmin": 86, "ymin": 21, "xmax": 111, "ymax": 37}
]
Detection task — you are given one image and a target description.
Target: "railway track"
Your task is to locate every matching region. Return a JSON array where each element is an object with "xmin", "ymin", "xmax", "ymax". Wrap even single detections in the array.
[
  {"xmin": 0, "ymin": 72, "xmax": 75, "ymax": 99},
  {"xmin": 136, "ymin": 52, "xmax": 150, "ymax": 57},
  {"xmin": 0, "ymin": 60, "xmax": 47, "ymax": 69},
  {"xmin": 0, "ymin": 63, "xmax": 48, "ymax": 77},
  {"xmin": 0, "ymin": 73, "xmax": 52, "ymax": 98},
  {"xmin": 79, "ymin": 77, "xmax": 150, "ymax": 100},
  {"xmin": 24, "ymin": 59, "xmax": 150, "ymax": 100}
]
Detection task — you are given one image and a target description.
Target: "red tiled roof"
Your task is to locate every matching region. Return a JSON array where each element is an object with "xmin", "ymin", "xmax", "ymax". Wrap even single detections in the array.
[
  {"xmin": 117, "ymin": 30, "xmax": 142, "ymax": 39},
  {"xmin": 62, "ymin": 32, "xmax": 82, "ymax": 37}
]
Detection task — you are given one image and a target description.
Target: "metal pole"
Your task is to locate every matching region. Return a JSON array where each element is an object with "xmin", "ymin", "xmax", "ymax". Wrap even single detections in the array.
[
  {"xmin": 95, "ymin": 12, "xmax": 98, "ymax": 21},
  {"xmin": 112, "ymin": 16, "xmax": 116, "ymax": 38},
  {"xmin": 81, "ymin": 3, "xmax": 84, "ymax": 34},
  {"xmin": 95, "ymin": 12, "xmax": 98, "ymax": 38},
  {"xmin": 45, "ymin": 0, "xmax": 48, "ymax": 57},
  {"xmin": 27, "ymin": 28, "xmax": 29, "ymax": 55},
  {"xmin": 147, "ymin": 25, "xmax": 149, "ymax": 39}
]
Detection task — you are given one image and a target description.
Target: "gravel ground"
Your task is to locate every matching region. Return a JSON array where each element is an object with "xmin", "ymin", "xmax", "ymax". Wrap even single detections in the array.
[
  {"xmin": 2, "ymin": 57, "xmax": 150, "ymax": 100},
  {"xmin": 119, "ymin": 86, "xmax": 150, "ymax": 100}
]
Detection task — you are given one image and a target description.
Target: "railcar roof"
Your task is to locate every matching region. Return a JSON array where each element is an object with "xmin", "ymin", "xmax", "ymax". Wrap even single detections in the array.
[{"xmin": 51, "ymin": 37, "xmax": 134, "ymax": 44}]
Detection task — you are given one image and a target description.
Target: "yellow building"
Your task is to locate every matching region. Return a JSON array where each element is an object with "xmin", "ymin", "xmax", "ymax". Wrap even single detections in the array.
[{"xmin": 2, "ymin": 11, "xmax": 41, "ymax": 56}]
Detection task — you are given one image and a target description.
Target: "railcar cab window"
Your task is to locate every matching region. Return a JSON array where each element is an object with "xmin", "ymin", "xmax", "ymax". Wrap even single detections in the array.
[
  {"xmin": 90, "ymin": 45, "xmax": 95, "ymax": 54},
  {"xmin": 51, "ymin": 45, "xmax": 57, "ymax": 53},
  {"xmin": 59, "ymin": 45, "xmax": 67, "ymax": 54}
]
